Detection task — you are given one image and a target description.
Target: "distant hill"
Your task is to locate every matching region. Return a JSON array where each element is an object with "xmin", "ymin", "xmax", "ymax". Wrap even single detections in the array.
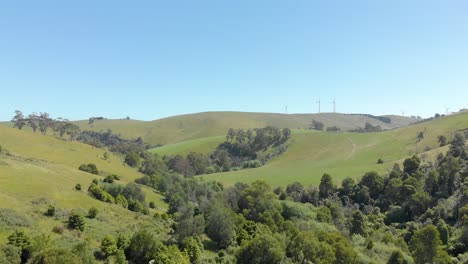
[{"xmin": 67, "ymin": 112, "xmax": 416, "ymax": 145}]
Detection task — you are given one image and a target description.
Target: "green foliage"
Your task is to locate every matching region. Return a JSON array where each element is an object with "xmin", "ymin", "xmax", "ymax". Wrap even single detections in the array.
[
  {"xmin": 88, "ymin": 207, "xmax": 99, "ymax": 219},
  {"xmin": 0, "ymin": 245, "xmax": 21, "ymax": 264},
  {"xmin": 359, "ymin": 171, "xmax": 384, "ymax": 200},
  {"xmin": 72, "ymin": 242, "xmax": 96, "ymax": 264},
  {"xmin": 350, "ymin": 211, "xmax": 367, "ymax": 237},
  {"xmin": 45, "ymin": 205, "xmax": 55, "ymax": 217},
  {"xmin": 101, "ymin": 235, "xmax": 118, "ymax": 257},
  {"xmin": 289, "ymin": 231, "xmax": 335, "ymax": 263},
  {"xmin": 206, "ymin": 202, "xmax": 236, "ymax": 248},
  {"xmin": 75, "ymin": 183, "xmax": 82, "ymax": 191},
  {"xmin": 236, "ymin": 232, "xmax": 286, "ymax": 264},
  {"xmin": 410, "ymin": 225, "xmax": 450, "ymax": 264},
  {"xmin": 449, "ymin": 132, "xmax": 466, "ymax": 158},
  {"xmin": 125, "ymin": 230, "xmax": 189, "ymax": 264},
  {"xmin": 403, "ymin": 155, "xmax": 420, "ymax": 175},
  {"xmin": 78, "ymin": 163, "xmax": 99, "ymax": 175},
  {"xmin": 7, "ymin": 230, "xmax": 31, "ymax": 263},
  {"xmin": 88, "ymin": 183, "xmax": 115, "ymax": 203},
  {"xmin": 181, "ymin": 237, "xmax": 202, "ymax": 264},
  {"xmin": 103, "ymin": 175, "xmax": 115, "ymax": 183},
  {"xmin": 438, "ymin": 135, "xmax": 447, "ymax": 147},
  {"xmin": 316, "ymin": 206, "xmax": 332, "ymax": 223},
  {"xmin": 68, "ymin": 211, "xmax": 85, "ymax": 231},
  {"xmin": 29, "ymin": 248, "xmax": 81, "ymax": 264},
  {"xmin": 124, "ymin": 151, "xmax": 140, "ymax": 167},
  {"xmin": 319, "ymin": 173, "xmax": 334, "ymax": 199},
  {"xmin": 387, "ymin": 250, "xmax": 406, "ymax": 264}
]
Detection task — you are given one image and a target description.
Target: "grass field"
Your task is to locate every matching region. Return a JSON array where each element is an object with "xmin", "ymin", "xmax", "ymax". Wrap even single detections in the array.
[
  {"xmin": 150, "ymin": 135, "xmax": 225, "ymax": 156},
  {"xmin": 0, "ymin": 126, "xmax": 167, "ymax": 245},
  {"xmin": 67, "ymin": 111, "xmax": 415, "ymax": 145},
  {"xmin": 198, "ymin": 112, "xmax": 468, "ymax": 187}
]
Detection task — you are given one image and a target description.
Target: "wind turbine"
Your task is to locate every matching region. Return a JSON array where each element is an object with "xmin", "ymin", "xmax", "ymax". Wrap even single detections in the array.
[
  {"xmin": 284, "ymin": 105, "xmax": 288, "ymax": 114},
  {"xmin": 316, "ymin": 99, "xmax": 321, "ymax": 113},
  {"xmin": 445, "ymin": 106, "xmax": 450, "ymax": 115},
  {"xmin": 330, "ymin": 99, "xmax": 336, "ymax": 113}
]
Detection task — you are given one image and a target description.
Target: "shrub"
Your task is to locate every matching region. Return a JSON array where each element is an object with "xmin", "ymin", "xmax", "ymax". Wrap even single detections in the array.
[
  {"xmin": 88, "ymin": 207, "xmax": 99, "ymax": 219},
  {"xmin": 377, "ymin": 158, "xmax": 384, "ymax": 164},
  {"xmin": 115, "ymin": 195, "xmax": 128, "ymax": 208},
  {"xmin": 149, "ymin": 201, "xmax": 156, "ymax": 209},
  {"xmin": 68, "ymin": 211, "xmax": 85, "ymax": 231},
  {"xmin": 125, "ymin": 151, "xmax": 140, "ymax": 167},
  {"xmin": 103, "ymin": 175, "xmax": 115, "ymax": 183},
  {"xmin": 128, "ymin": 199, "xmax": 144, "ymax": 213},
  {"xmin": 88, "ymin": 184, "xmax": 115, "ymax": 203},
  {"xmin": 78, "ymin": 163, "xmax": 99, "ymax": 175},
  {"xmin": 45, "ymin": 205, "xmax": 55, "ymax": 217},
  {"xmin": 100, "ymin": 235, "xmax": 118, "ymax": 257},
  {"xmin": 74, "ymin": 184, "xmax": 82, "ymax": 191}
]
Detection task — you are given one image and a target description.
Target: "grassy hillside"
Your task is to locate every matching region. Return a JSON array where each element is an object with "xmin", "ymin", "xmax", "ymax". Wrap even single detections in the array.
[
  {"xmin": 199, "ymin": 112, "xmax": 468, "ymax": 187},
  {"xmin": 151, "ymin": 136, "xmax": 225, "ymax": 156},
  {"xmin": 0, "ymin": 126, "xmax": 167, "ymax": 245},
  {"xmin": 70, "ymin": 111, "xmax": 414, "ymax": 145}
]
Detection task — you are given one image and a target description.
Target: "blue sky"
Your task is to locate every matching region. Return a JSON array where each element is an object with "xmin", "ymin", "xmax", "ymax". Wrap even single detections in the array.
[{"xmin": 0, "ymin": 1, "xmax": 467, "ymax": 121}]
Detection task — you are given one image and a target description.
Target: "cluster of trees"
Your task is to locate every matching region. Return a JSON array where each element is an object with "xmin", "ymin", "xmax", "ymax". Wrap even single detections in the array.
[
  {"xmin": 11, "ymin": 111, "xmax": 80, "ymax": 138},
  {"xmin": 156, "ymin": 127, "xmax": 291, "ymax": 177},
  {"xmin": 76, "ymin": 130, "xmax": 149, "ymax": 156},
  {"xmin": 351, "ymin": 114, "xmax": 392, "ymax": 124},
  {"xmin": 351, "ymin": 122, "xmax": 383, "ymax": 133},
  {"xmin": 87, "ymin": 179, "xmax": 150, "ymax": 214},
  {"xmin": 11, "ymin": 111, "xmax": 152, "ymax": 158},
  {"xmin": 309, "ymin": 120, "xmax": 341, "ymax": 132}
]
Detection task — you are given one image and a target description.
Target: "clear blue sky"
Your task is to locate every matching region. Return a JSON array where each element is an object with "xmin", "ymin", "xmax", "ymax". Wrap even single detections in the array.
[{"xmin": 1, "ymin": 1, "xmax": 467, "ymax": 121}]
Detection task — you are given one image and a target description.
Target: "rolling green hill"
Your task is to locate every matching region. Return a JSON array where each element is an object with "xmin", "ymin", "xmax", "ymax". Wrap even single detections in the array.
[
  {"xmin": 70, "ymin": 111, "xmax": 415, "ymax": 145},
  {"xmin": 196, "ymin": 112, "xmax": 468, "ymax": 187},
  {"xmin": 0, "ymin": 126, "xmax": 167, "ymax": 244}
]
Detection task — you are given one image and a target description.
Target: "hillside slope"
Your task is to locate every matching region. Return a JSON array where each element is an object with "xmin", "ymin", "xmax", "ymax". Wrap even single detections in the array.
[
  {"xmin": 199, "ymin": 112, "xmax": 468, "ymax": 187},
  {"xmin": 72, "ymin": 111, "xmax": 415, "ymax": 145},
  {"xmin": 0, "ymin": 126, "xmax": 166, "ymax": 243}
]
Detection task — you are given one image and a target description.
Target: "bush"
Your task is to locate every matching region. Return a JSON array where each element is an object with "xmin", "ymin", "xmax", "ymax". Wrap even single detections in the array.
[
  {"xmin": 45, "ymin": 205, "xmax": 55, "ymax": 217},
  {"xmin": 88, "ymin": 207, "xmax": 99, "ymax": 219},
  {"xmin": 149, "ymin": 201, "xmax": 156, "ymax": 209},
  {"xmin": 377, "ymin": 158, "xmax": 384, "ymax": 164},
  {"xmin": 100, "ymin": 235, "xmax": 118, "ymax": 257},
  {"xmin": 103, "ymin": 175, "xmax": 115, "ymax": 183},
  {"xmin": 68, "ymin": 211, "xmax": 85, "ymax": 231},
  {"xmin": 125, "ymin": 151, "xmax": 140, "ymax": 167},
  {"xmin": 78, "ymin": 163, "xmax": 99, "ymax": 175},
  {"xmin": 74, "ymin": 184, "xmax": 82, "ymax": 191}
]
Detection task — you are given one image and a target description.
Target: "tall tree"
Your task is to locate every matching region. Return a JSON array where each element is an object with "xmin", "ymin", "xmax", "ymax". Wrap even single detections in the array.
[
  {"xmin": 409, "ymin": 225, "xmax": 451, "ymax": 264},
  {"xmin": 319, "ymin": 173, "xmax": 334, "ymax": 199},
  {"xmin": 27, "ymin": 113, "xmax": 39, "ymax": 133},
  {"xmin": 38, "ymin": 112, "xmax": 53, "ymax": 135},
  {"xmin": 11, "ymin": 110, "xmax": 26, "ymax": 129}
]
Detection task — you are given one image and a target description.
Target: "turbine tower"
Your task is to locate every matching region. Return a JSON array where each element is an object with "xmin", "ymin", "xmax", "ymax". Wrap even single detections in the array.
[
  {"xmin": 445, "ymin": 106, "xmax": 450, "ymax": 115},
  {"xmin": 330, "ymin": 99, "xmax": 336, "ymax": 113},
  {"xmin": 285, "ymin": 105, "xmax": 288, "ymax": 114},
  {"xmin": 316, "ymin": 99, "xmax": 321, "ymax": 113}
]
